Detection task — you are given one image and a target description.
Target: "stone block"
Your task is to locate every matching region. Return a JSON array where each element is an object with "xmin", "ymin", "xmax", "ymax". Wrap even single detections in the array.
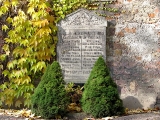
[
  {"xmin": 135, "ymin": 56, "xmax": 142, "ymax": 61},
  {"xmin": 125, "ymin": 27, "xmax": 136, "ymax": 33},
  {"xmin": 117, "ymin": 31, "xmax": 125, "ymax": 37},
  {"xmin": 148, "ymin": 13, "xmax": 155, "ymax": 18},
  {"xmin": 113, "ymin": 42, "xmax": 122, "ymax": 49},
  {"xmin": 57, "ymin": 9, "xmax": 107, "ymax": 83},
  {"xmin": 114, "ymin": 49, "xmax": 122, "ymax": 56}
]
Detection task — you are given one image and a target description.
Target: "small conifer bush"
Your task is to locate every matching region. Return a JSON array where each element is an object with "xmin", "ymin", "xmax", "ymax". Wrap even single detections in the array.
[
  {"xmin": 31, "ymin": 61, "xmax": 69, "ymax": 119},
  {"xmin": 81, "ymin": 56, "xmax": 124, "ymax": 118}
]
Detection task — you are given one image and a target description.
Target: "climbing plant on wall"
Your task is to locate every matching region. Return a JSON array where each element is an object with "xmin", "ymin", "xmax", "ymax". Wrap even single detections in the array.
[{"xmin": 0, "ymin": 0, "xmax": 118, "ymax": 108}]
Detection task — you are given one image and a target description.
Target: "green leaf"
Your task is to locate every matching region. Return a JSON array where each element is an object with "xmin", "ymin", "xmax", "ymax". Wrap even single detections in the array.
[
  {"xmin": 14, "ymin": 78, "xmax": 22, "ymax": 85},
  {"xmin": 15, "ymin": 100, "xmax": 22, "ymax": 108},
  {"xmin": 22, "ymin": 76, "xmax": 31, "ymax": 84},
  {"xmin": 17, "ymin": 87, "xmax": 23, "ymax": 98},
  {"xmin": 2, "ymin": 70, "xmax": 10, "ymax": 77},
  {"xmin": 2, "ymin": 25, "xmax": 9, "ymax": 31},
  {"xmin": 2, "ymin": 44, "xmax": 9, "ymax": 52},
  {"xmin": 11, "ymin": 0, "xmax": 19, "ymax": 6},
  {"xmin": 0, "ymin": 54, "xmax": 7, "ymax": 61},
  {"xmin": 5, "ymin": 99, "xmax": 13, "ymax": 107},
  {"xmin": 13, "ymin": 68, "xmax": 27, "ymax": 78},
  {"xmin": 37, "ymin": 61, "xmax": 46, "ymax": 70},
  {"xmin": 6, "ymin": 17, "xmax": 12, "ymax": 23},
  {"xmin": 0, "ymin": 82, "xmax": 8, "ymax": 91},
  {"xmin": 18, "ymin": 58, "xmax": 26, "ymax": 65},
  {"xmin": 24, "ymin": 98, "xmax": 31, "ymax": 108},
  {"xmin": 1, "ymin": 5, "xmax": 9, "ymax": 13},
  {"xmin": 27, "ymin": 7, "xmax": 35, "ymax": 14},
  {"xmin": 31, "ymin": 61, "xmax": 46, "ymax": 73},
  {"xmin": 3, "ymin": 1, "xmax": 10, "ymax": 7},
  {"xmin": 7, "ymin": 60, "xmax": 17, "ymax": 70},
  {"xmin": 24, "ymin": 93, "xmax": 31, "ymax": 99}
]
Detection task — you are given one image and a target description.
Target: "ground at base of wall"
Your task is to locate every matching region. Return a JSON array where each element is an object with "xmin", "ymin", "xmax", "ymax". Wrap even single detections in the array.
[
  {"xmin": 1, "ymin": 112, "xmax": 160, "ymax": 120},
  {"xmin": 113, "ymin": 113, "xmax": 160, "ymax": 120},
  {"xmin": 1, "ymin": 109, "xmax": 160, "ymax": 120}
]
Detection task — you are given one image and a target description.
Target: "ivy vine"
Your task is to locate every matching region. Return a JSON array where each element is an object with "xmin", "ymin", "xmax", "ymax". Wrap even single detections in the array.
[{"xmin": 0, "ymin": 0, "xmax": 118, "ymax": 108}]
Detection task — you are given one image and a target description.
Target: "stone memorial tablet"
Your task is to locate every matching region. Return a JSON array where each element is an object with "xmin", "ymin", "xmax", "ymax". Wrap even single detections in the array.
[{"xmin": 57, "ymin": 9, "xmax": 107, "ymax": 83}]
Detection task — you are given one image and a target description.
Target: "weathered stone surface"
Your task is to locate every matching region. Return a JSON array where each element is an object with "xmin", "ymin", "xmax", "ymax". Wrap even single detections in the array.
[
  {"xmin": 106, "ymin": 0, "xmax": 160, "ymax": 109},
  {"xmin": 57, "ymin": 9, "xmax": 107, "ymax": 83},
  {"xmin": 114, "ymin": 49, "xmax": 122, "ymax": 56},
  {"xmin": 0, "ymin": 0, "xmax": 159, "ymax": 110}
]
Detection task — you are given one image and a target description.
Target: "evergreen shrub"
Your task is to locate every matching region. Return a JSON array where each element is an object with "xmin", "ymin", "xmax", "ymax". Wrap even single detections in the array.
[
  {"xmin": 81, "ymin": 56, "xmax": 124, "ymax": 118},
  {"xmin": 31, "ymin": 61, "xmax": 69, "ymax": 119}
]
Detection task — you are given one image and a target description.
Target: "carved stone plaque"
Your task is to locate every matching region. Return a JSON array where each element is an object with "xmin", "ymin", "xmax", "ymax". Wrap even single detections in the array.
[{"xmin": 57, "ymin": 9, "xmax": 107, "ymax": 83}]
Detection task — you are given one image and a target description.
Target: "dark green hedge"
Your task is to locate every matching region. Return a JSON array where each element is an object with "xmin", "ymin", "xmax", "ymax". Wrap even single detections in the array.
[
  {"xmin": 31, "ymin": 61, "xmax": 69, "ymax": 119},
  {"xmin": 81, "ymin": 56, "xmax": 124, "ymax": 118}
]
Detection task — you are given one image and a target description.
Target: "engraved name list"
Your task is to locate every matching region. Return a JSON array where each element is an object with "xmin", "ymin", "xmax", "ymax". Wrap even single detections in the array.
[{"xmin": 57, "ymin": 9, "xmax": 107, "ymax": 83}]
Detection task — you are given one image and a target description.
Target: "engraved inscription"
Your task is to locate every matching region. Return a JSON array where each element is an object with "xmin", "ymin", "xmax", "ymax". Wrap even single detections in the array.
[
  {"xmin": 57, "ymin": 9, "xmax": 107, "ymax": 83},
  {"xmin": 58, "ymin": 29, "xmax": 106, "ymax": 83}
]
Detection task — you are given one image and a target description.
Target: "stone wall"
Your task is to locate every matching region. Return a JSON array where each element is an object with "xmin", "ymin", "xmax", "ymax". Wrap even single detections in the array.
[
  {"xmin": 106, "ymin": 0, "xmax": 160, "ymax": 109},
  {"xmin": 0, "ymin": 0, "xmax": 159, "ymax": 109}
]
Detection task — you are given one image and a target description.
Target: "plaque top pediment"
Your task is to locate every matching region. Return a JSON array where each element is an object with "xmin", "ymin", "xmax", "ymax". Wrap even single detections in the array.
[{"xmin": 58, "ymin": 8, "xmax": 107, "ymax": 27}]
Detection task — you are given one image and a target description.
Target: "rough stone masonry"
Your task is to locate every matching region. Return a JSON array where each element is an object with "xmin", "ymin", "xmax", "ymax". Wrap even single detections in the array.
[
  {"xmin": 106, "ymin": 0, "xmax": 160, "ymax": 109},
  {"xmin": 0, "ymin": 0, "xmax": 160, "ymax": 109}
]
